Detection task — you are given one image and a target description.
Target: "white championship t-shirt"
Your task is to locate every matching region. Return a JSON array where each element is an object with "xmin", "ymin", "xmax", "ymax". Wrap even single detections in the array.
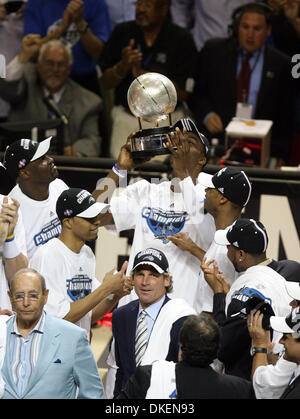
[
  {"xmin": 29, "ymin": 238, "xmax": 100, "ymax": 338},
  {"xmin": 0, "ymin": 195, "xmax": 27, "ymax": 311},
  {"xmin": 109, "ymin": 178, "xmax": 215, "ymax": 310},
  {"xmin": 9, "ymin": 178, "xmax": 68, "ymax": 261}
]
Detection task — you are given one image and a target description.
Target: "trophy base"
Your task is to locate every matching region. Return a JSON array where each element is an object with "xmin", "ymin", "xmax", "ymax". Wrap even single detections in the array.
[{"xmin": 130, "ymin": 126, "xmax": 172, "ymax": 158}]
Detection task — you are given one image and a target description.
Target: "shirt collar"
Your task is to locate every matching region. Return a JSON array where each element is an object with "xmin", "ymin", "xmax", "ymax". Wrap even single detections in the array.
[
  {"xmin": 138, "ymin": 295, "xmax": 166, "ymax": 321},
  {"xmin": 12, "ymin": 310, "xmax": 46, "ymax": 337}
]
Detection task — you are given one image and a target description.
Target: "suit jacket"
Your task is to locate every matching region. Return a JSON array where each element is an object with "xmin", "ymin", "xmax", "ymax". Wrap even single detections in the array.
[
  {"xmin": 0, "ymin": 63, "xmax": 102, "ymax": 157},
  {"xmin": 191, "ymin": 37, "xmax": 294, "ymax": 161},
  {"xmin": 118, "ymin": 362, "xmax": 255, "ymax": 399},
  {"xmin": 112, "ymin": 295, "xmax": 188, "ymax": 398},
  {"xmin": 2, "ymin": 313, "xmax": 104, "ymax": 399}
]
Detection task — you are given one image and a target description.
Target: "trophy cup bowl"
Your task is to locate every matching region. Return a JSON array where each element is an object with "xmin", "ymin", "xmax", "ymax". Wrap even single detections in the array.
[{"xmin": 127, "ymin": 72, "xmax": 177, "ymax": 158}]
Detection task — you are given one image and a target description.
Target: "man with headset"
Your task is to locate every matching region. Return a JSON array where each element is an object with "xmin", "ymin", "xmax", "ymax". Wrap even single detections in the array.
[{"xmin": 191, "ymin": 2, "xmax": 294, "ymax": 166}]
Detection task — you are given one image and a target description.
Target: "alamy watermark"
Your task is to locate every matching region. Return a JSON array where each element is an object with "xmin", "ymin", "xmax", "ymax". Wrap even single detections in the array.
[
  {"xmin": 292, "ymin": 54, "xmax": 300, "ymax": 79},
  {"xmin": 0, "ymin": 54, "xmax": 5, "ymax": 78}
]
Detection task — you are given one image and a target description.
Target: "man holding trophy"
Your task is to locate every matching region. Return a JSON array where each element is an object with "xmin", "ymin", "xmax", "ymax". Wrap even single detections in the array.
[{"xmin": 94, "ymin": 71, "xmax": 215, "ymax": 397}]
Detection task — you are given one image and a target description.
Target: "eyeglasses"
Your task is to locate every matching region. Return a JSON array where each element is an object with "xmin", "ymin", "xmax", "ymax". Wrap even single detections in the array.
[{"xmin": 13, "ymin": 292, "xmax": 40, "ymax": 302}]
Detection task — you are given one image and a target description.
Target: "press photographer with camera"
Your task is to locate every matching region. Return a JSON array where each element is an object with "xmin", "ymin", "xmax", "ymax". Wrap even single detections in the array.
[{"xmin": 248, "ymin": 280, "xmax": 300, "ymax": 399}]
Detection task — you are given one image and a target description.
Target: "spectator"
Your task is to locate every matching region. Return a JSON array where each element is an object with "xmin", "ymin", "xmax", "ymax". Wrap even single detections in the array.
[
  {"xmin": 1, "ymin": 268, "xmax": 104, "ymax": 399},
  {"xmin": 23, "ymin": 0, "xmax": 111, "ymax": 95},
  {"xmin": 104, "ymin": 0, "xmax": 135, "ymax": 29},
  {"xmin": 191, "ymin": 2, "xmax": 294, "ymax": 166},
  {"xmin": 29, "ymin": 188, "xmax": 132, "ymax": 340},
  {"xmin": 118, "ymin": 314, "xmax": 255, "ymax": 399},
  {"xmin": 168, "ymin": 166, "xmax": 252, "ymax": 314},
  {"xmin": 3, "ymin": 137, "xmax": 68, "ymax": 260},
  {"xmin": 0, "ymin": 37, "xmax": 102, "ymax": 157},
  {"xmin": 112, "ymin": 248, "xmax": 196, "ymax": 397},
  {"xmin": 201, "ymin": 218, "xmax": 292, "ymax": 380},
  {"xmin": 99, "ymin": 0, "xmax": 198, "ymax": 158},
  {"xmin": 0, "ymin": 0, "xmax": 26, "ymax": 121},
  {"xmin": 0, "ymin": 194, "xmax": 27, "ymax": 311},
  {"xmin": 170, "ymin": 0, "xmax": 255, "ymax": 51},
  {"xmin": 247, "ymin": 279, "xmax": 300, "ymax": 398}
]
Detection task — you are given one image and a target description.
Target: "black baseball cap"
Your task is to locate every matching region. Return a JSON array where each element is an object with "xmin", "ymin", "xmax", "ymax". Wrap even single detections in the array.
[
  {"xmin": 173, "ymin": 118, "xmax": 210, "ymax": 158},
  {"xmin": 3, "ymin": 137, "xmax": 52, "ymax": 179},
  {"xmin": 132, "ymin": 248, "xmax": 169, "ymax": 274},
  {"xmin": 56, "ymin": 188, "xmax": 110, "ymax": 221},
  {"xmin": 214, "ymin": 218, "xmax": 268, "ymax": 254},
  {"xmin": 270, "ymin": 307, "xmax": 300, "ymax": 338},
  {"xmin": 199, "ymin": 167, "xmax": 252, "ymax": 207}
]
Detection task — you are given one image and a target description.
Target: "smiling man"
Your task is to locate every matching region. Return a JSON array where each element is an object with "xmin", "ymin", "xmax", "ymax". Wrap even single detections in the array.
[
  {"xmin": 111, "ymin": 247, "xmax": 196, "ymax": 398},
  {"xmin": 1, "ymin": 268, "xmax": 104, "ymax": 399},
  {"xmin": 29, "ymin": 187, "xmax": 132, "ymax": 340}
]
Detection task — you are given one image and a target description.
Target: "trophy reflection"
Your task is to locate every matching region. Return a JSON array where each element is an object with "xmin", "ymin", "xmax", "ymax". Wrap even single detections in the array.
[{"xmin": 127, "ymin": 72, "xmax": 177, "ymax": 158}]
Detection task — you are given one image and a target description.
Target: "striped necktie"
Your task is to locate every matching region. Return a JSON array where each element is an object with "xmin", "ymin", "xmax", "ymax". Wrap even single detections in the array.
[{"xmin": 135, "ymin": 310, "xmax": 148, "ymax": 366}]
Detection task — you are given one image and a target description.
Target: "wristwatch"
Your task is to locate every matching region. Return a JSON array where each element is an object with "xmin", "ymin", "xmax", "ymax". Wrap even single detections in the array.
[{"xmin": 250, "ymin": 346, "xmax": 267, "ymax": 356}]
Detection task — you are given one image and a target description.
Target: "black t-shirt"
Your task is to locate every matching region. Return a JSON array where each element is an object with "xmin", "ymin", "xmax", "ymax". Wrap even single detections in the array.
[{"xmin": 100, "ymin": 19, "xmax": 197, "ymax": 110}]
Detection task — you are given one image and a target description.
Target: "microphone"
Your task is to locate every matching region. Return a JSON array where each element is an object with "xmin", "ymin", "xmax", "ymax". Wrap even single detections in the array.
[{"xmin": 43, "ymin": 94, "xmax": 69, "ymax": 125}]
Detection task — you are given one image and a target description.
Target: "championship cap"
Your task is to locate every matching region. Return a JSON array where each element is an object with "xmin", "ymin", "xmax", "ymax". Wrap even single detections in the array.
[
  {"xmin": 214, "ymin": 218, "xmax": 268, "ymax": 254},
  {"xmin": 173, "ymin": 118, "xmax": 210, "ymax": 158},
  {"xmin": 3, "ymin": 137, "xmax": 52, "ymax": 179},
  {"xmin": 56, "ymin": 188, "xmax": 109, "ymax": 220},
  {"xmin": 198, "ymin": 167, "xmax": 252, "ymax": 207},
  {"xmin": 132, "ymin": 248, "xmax": 169, "ymax": 274},
  {"xmin": 270, "ymin": 307, "xmax": 300, "ymax": 338}
]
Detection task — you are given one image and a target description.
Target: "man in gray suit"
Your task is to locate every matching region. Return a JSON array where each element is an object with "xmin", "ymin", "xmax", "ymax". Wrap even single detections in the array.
[
  {"xmin": 1, "ymin": 268, "xmax": 104, "ymax": 399},
  {"xmin": 0, "ymin": 35, "xmax": 102, "ymax": 157}
]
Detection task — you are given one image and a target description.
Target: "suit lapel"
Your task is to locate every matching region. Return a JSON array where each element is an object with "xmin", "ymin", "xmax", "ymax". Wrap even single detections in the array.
[{"xmin": 255, "ymin": 46, "xmax": 273, "ymax": 116}]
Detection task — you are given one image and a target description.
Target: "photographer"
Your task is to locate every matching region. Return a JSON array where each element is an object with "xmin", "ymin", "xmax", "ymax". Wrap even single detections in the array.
[{"xmin": 247, "ymin": 280, "xmax": 300, "ymax": 399}]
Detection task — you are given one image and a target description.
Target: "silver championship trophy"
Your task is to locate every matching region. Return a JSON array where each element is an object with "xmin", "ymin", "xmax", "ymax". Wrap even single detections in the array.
[{"xmin": 127, "ymin": 72, "xmax": 177, "ymax": 158}]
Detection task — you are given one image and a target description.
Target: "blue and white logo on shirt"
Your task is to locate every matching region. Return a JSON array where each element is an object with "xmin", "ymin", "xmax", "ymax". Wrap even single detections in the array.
[{"xmin": 142, "ymin": 206, "xmax": 188, "ymax": 244}]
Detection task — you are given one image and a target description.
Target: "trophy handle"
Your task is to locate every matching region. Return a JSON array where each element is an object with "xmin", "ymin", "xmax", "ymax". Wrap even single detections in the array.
[{"xmin": 138, "ymin": 117, "xmax": 142, "ymax": 130}]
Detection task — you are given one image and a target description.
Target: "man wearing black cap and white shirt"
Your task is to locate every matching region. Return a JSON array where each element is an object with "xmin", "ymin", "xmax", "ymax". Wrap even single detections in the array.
[
  {"xmin": 202, "ymin": 218, "xmax": 292, "ymax": 380},
  {"xmin": 169, "ymin": 166, "xmax": 252, "ymax": 315},
  {"xmin": 29, "ymin": 188, "xmax": 132, "ymax": 340},
  {"xmin": 111, "ymin": 247, "xmax": 196, "ymax": 398},
  {"xmin": 247, "ymin": 281, "xmax": 300, "ymax": 399},
  {"xmin": 3, "ymin": 137, "xmax": 68, "ymax": 261}
]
